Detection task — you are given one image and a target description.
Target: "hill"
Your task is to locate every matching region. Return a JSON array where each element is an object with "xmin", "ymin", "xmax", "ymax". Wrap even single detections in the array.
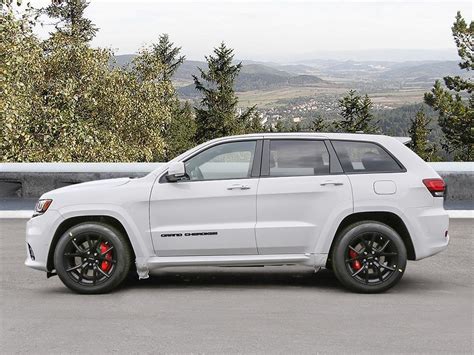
[{"xmin": 113, "ymin": 55, "xmax": 328, "ymax": 96}]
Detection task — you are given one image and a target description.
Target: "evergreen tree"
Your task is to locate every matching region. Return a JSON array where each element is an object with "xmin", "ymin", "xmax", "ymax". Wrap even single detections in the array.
[
  {"xmin": 290, "ymin": 121, "xmax": 302, "ymax": 132},
  {"xmin": 133, "ymin": 35, "xmax": 195, "ymax": 160},
  {"xmin": 242, "ymin": 107, "xmax": 265, "ymax": 134},
  {"xmin": 309, "ymin": 115, "xmax": 329, "ymax": 132},
  {"xmin": 408, "ymin": 109, "xmax": 436, "ymax": 161},
  {"xmin": 193, "ymin": 42, "xmax": 254, "ymax": 143},
  {"xmin": 424, "ymin": 12, "xmax": 473, "ymax": 161},
  {"xmin": 336, "ymin": 90, "xmax": 378, "ymax": 133},
  {"xmin": 152, "ymin": 34, "xmax": 185, "ymax": 82},
  {"xmin": 43, "ymin": 0, "xmax": 97, "ymax": 42}
]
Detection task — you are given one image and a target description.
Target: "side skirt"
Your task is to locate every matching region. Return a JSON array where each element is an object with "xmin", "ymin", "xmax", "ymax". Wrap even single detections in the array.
[{"xmin": 135, "ymin": 253, "xmax": 329, "ymax": 279}]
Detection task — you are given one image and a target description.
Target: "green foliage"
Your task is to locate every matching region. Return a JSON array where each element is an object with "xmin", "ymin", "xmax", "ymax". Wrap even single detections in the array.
[
  {"xmin": 241, "ymin": 106, "xmax": 266, "ymax": 134},
  {"xmin": 193, "ymin": 42, "xmax": 258, "ymax": 143},
  {"xmin": 43, "ymin": 0, "xmax": 98, "ymax": 42},
  {"xmin": 424, "ymin": 12, "xmax": 473, "ymax": 161},
  {"xmin": 308, "ymin": 115, "xmax": 330, "ymax": 132},
  {"xmin": 153, "ymin": 34, "xmax": 186, "ymax": 82},
  {"xmin": 336, "ymin": 90, "xmax": 378, "ymax": 133},
  {"xmin": 272, "ymin": 120, "xmax": 286, "ymax": 133},
  {"xmin": 290, "ymin": 121, "xmax": 302, "ymax": 132},
  {"xmin": 408, "ymin": 109, "xmax": 437, "ymax": 161},
  {"xmin": 133, "ymin": 37, "xmax": 195, "ymax": 160},
  {"xmin": 1, "ymin": 1, "xmax": 45, "ymax": 161},
  {"xmin": 163, "ymin": 101, "xmax": 196, "ymax": 160},
  {"xmin": 1, "ymin": 2, "xmax": 172, "ymax": 162},
  {"xmin": 451, "ymin": 11, "xmax": 474, "ymax": 71}
]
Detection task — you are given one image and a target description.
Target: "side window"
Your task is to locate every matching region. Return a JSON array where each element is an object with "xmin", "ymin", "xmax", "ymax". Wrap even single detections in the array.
[
  {"xmin": 185, "ymin": 141, "xmax": 257, "ymax": 181},
  {"xmin": 332, "ymin": 141, "xmax": 403, "ymax": 173},
  {"xmin": 269, "ymin": 140, "xmax": 330, "ymax": 177}
]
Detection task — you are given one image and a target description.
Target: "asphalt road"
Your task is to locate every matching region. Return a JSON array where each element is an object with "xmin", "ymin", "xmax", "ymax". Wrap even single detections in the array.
[{"xmin": 1, "ymin": 219, "xmax": 472, "ymax": 354}]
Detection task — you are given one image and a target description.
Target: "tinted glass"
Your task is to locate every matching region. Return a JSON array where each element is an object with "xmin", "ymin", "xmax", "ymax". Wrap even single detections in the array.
[
  {"xmin": 185, "ymin": 141, "xmax": 256, "ymax": 181},
  {"xmin": 332, "ymin": 141, "xmax": 403, "ymax": 173},
  {"xmin": 269, "ymin": 140, "xmax": 330, "ymax": 177}
]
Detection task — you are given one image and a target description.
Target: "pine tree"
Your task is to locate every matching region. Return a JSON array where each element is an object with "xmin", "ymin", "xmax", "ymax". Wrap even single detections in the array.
[
  {"xmin": 424, "ymin": 12, "xmax": 473, "ymax": 161},
  {"xmin": 242, "ymin": 107, "xmax": 265, "ymax": 133},
  {"xmin": 133, "ymin": 35, "xmax": 196, "ymax": 160},
  {"xmin": 43, "ymin": 0, "xmax": 97, "ymax": 42},
  {"xmin": 408, "ymin": 109, "xmax": 435, "ymax": 161},
  {"xmin": 336, "ymin": 90, "xmax": 378, "ymax": 133},
  {"xmin": 152, "ymin": 34, "xmax": 185, "ymax": 81},
  {"xmin": 290, "ymin": 121, "xmax": 302, "ymax": 132},
  {"xmin": 193, "ymin": 42, "xmax": 254, "ymax": 143},
  {"xmin": 309, "ymin": 115, "xmax": 329, "ymax": 132}
]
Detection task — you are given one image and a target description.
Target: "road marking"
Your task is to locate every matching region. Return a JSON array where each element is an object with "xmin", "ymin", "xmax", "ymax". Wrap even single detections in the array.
[{"xmin": 0, "ymin": 210, "xmax": 472, "ymax": 219}]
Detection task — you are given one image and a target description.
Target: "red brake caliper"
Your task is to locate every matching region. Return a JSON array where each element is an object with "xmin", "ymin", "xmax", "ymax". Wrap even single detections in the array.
[
  {"xmin": 349, "ymin": 249, "xmax": 362, "ymax": 271},
  {"xmin": 99, "ymin": 242, "xmax": 113, "ymax": 272}
]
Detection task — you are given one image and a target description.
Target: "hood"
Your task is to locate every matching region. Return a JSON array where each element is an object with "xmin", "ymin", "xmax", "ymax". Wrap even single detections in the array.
[{"xmin": 43, "ymin": 178, "xmax": 131, "ymax": 197}]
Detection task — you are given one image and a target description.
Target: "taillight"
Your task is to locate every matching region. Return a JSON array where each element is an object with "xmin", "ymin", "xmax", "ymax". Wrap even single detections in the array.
[{"xmin": 423, "ymin": 178, "xmax": 445, "ymax": 197}]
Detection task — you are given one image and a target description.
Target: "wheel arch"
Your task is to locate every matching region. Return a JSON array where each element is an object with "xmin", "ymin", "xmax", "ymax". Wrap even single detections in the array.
[
  {"xmin": 326, "ymin": 211, "xmax": 416, "ymax": 268},
  {"xmin": 46, "ymin": 215, "xmax": 136, "ymax": 272}
]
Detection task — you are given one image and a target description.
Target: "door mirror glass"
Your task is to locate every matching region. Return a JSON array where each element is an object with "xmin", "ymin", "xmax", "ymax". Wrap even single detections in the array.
[{"xmin": 166, "ymin": 162, "xmax": 186, "ymax": 182}]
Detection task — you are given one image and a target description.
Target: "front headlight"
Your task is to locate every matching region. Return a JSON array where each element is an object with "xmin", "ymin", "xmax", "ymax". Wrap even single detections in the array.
[{"xmin": 33, "ymin": 199, "xmax": 53, "ymax": 217}]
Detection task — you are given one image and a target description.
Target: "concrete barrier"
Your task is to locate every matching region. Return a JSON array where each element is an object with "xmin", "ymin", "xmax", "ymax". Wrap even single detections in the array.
[
  {"xmin": 0, "ymin": 162, "xmax": 472, "ymax": 202},
  {"xmin": 429, "ymin": 163, "xmax": 473, "ymax": 203},
  {"xmin": 0, "ymin": 163, "xmax": 164, "ymax": 198}
]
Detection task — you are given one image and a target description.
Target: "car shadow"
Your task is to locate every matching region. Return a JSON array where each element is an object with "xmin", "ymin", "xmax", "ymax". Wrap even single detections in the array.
[
  {"xmin": 119, "ymin": 267, "xmax": 344, "ymax": 292},
  {"xmin": 39, "ymin": 266, "xmax": 446, "ymax": 295}
]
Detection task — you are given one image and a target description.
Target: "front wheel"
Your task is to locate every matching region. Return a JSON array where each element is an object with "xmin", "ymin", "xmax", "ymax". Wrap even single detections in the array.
[
  {"xmin": 54, "ymin": 222, "xmax": 132, "ymax": 294},
  {"xmin": 332, "ymin": 221, "xmax": 407, "ymax": 293}
]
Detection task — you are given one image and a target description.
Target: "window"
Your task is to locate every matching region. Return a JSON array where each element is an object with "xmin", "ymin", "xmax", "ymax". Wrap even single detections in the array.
[
  {"xmin": 185, "ymin": 141, "xmax": 257, "ymax": 181},
  {"xmin": 268, "ymin": 140, "xmax": 330, "ymax": 177},
  {"xmin": 332, "ymin": 141, "xmax": 403, "ymax": 173}
]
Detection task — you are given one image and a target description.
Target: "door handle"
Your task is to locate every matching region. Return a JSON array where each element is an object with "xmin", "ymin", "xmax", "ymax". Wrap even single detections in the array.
[
  {"xmin": 320, "ymin": 180, "xmax": 344, "ymax": 186},
  {"xmin": 227, "ymin": 184, "xmax": 251, "ymax": 190}
]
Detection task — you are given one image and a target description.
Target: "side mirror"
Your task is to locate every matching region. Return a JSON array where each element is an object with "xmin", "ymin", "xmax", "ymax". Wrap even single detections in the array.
[{"xmin": 166, "ymin": 162, "xmax": 186, "ymax": 182}]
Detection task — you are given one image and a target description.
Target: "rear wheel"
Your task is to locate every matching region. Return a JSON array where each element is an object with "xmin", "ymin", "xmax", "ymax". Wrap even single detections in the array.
[
  {"xmin": 54, "ymin": 222, "xmax": 132, "ymax": 294},
  {"xmin": 332, "ymin": 221, "xmax": 407, "ymax": 293}
]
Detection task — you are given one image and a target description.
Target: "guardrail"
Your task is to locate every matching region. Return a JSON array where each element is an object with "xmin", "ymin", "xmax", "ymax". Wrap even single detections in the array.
[{"xmin": 0, "ymin": 162, "xmax": 472, "ymax": 202}]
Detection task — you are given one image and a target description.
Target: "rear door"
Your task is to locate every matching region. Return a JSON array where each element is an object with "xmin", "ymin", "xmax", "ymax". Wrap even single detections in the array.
[{"xmin": 255, "ymin": 138, "xmax": 353, "ymax": 254}]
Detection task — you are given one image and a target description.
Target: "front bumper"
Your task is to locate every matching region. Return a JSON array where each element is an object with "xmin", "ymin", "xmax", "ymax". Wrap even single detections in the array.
[{"xmin": 25, "ymin": 210, "xmax": 64, "ymax": 272}]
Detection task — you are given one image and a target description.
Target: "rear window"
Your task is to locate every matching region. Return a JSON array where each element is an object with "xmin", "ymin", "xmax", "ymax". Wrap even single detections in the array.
[
  {"xmin": 332, "ymin": 141, "xmax": 403, "ymax": 173},
  {"xmin": 269, "ymin": 140, "xmax": 330, "ymax": 176}
]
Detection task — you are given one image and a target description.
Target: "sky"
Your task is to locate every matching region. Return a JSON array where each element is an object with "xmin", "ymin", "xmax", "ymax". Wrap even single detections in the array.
[{"xmin": 31, "ymin": 0, "xmax": 473, "ymax": 62}]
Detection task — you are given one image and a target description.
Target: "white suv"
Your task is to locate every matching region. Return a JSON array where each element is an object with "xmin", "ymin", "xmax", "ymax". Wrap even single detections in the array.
[{"xmin": 25, "ymin": 133, "xmax": 449, "ymax": 293}]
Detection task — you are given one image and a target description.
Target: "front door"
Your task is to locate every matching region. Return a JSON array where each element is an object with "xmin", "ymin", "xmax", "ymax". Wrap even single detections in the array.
[
  {"xmin": 150, "ymin": 139, "xmax": 262, "ymax": 256},
  {"xmin": 256, "ymin": 139, "xmax": 353, "ymax": 254}
]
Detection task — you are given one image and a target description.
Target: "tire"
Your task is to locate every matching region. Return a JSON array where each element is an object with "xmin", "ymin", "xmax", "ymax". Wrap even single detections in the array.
[
  {"xmin": 54, "ymin": 222, "xmax": 132, "ymax": 294},
  {"xmin": 331, "ymin": 221, "xmax": 407, "ymax": 293}
]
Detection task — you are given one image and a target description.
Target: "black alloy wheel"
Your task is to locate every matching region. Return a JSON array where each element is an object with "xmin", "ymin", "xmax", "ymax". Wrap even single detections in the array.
[
  {"xmin": 332, "ymin": 221, "xmax": 407, "ymax": 293},
  {"xmin": 345, "ymin": 232, "xmax": 399, "ymax": 285},
  {"xmin": 54, "ymin": 222, "xmax": 132, "ymax": 294}
]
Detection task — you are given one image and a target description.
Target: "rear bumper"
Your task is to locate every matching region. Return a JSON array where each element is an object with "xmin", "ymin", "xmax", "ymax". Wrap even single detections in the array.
[
  {"xmin": 406, "ymin": 204, "xmax": 449, "ymax": 260},
  {"xmin": 25, "ymin": 210, "xmax": 64, "ymax": 272}
]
